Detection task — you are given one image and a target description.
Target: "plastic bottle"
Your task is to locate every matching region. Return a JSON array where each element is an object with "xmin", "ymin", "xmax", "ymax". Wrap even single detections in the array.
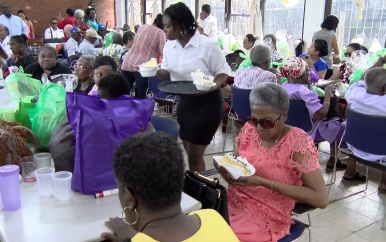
[{"xmin": 0, "ymin": 165, "xmax": 21, "ymax": 211}]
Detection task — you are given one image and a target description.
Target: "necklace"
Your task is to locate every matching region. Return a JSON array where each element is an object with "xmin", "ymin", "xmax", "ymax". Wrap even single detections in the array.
[{"xmin": 259, "ymin": 125, "xmax": 286, "ymax": 151}]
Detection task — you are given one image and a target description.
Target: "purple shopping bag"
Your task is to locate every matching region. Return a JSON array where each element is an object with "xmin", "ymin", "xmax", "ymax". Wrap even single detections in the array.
[{"xmin": 66, "ymin": 93, "xmax": 154, "ymax": 195}]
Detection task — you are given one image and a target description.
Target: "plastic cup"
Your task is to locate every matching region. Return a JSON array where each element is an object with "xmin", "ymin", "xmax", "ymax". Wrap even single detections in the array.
[
  {"xmin": 34, "ymin": 153, "xmax": 52, "ymax": 169},
  {"xmin": 34, "ymin": 167, "xmax": 55, "ymax": 198},
  {"xmin": 231, "ymin": 63, "xmax": 237, "ymax": 72},
  {"xmin": 20, "ymin": 156, "xmax": 36, "ymax": 183},
  {"xmin": 0, "ymin": 165, "xmax": 21, "ymax": 210},
  {"xmin": 52, "ymin": 171, "xmax": 72, "ymax": 201}
]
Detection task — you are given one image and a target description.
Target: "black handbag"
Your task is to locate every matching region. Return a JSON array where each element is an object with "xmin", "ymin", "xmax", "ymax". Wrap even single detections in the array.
[{"xmin": 183, "ymin": 170, "xmax": 229, "ymax": 224}]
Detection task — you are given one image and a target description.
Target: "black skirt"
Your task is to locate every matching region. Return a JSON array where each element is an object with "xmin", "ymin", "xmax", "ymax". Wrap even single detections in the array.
[{"xmin": 177, "ymin": 89, "xmax": 223, "ymax": 145}]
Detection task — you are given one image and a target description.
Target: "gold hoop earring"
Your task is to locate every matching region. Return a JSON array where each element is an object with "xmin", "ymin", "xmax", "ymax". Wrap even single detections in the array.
[{"xmin": 122, "ymin": 207, "xmax": 138, "ymax": 225}]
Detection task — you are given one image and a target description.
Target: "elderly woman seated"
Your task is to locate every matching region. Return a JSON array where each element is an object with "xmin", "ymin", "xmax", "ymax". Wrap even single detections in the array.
[
  {"xmin": 101, "ymin": 132, "xmax": 238, "ymax": 241},
  {"xmin": 344, "ymin": 67, "xmax": 386, "ymax": 191},
  {"xmin": 215, "ymin": 82, "xmax": 328, "ymax": 241},
  {"xmin": 281, "ymin": 57, "xmax": 352, "ymax": 173},
  {"xmin": 233, "ymin": 45, "xmax": 279, "ymax": 89},
  {"xmin": 24, "ymin": 45, "xmax": 72, "ymax": 81},
  {"xmin": 73, "ymin": 55, "xmax": 96, "ymax": 94}
]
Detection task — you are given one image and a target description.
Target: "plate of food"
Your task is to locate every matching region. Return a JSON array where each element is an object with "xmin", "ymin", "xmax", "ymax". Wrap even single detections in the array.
[
  {"xmin": 213, "ymin": 153, "xmax": 255, "ymax": 180},
  {"xmin": 138, "ymin": 58, "xmax": 159, "ymax": 77},
  {"xmin": 191, "ymin": 69, "xmax": 215, "ymax": 91}
]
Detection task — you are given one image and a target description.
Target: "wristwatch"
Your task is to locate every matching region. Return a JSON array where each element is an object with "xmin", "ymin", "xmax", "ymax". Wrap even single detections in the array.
[{"xmin": 379, "ymin": 56, "xmax": 386, "ymax": 64}]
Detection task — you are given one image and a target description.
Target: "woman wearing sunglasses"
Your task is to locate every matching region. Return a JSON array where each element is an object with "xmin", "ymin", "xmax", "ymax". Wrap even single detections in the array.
[
  {"xmin": 215, "ymin": 82, "xmax": 328, "ymax": 242},
  {"xmin": 328, "ymin": 43, "xmax": 368, "ymax": 84}
]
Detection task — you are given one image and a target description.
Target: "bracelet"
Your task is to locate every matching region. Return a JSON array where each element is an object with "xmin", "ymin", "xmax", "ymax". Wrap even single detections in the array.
[
  {"xmin": 324, "ymin": 102, "xmax": 330, "ymax": 105},
  {"xmin": 270, "ymin": 180, "xmax": 274, "ymax": 194}
]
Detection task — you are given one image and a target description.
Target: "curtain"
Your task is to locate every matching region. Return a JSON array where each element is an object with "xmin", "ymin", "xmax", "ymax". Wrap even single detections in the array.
[
  {"xmin": 248, "ymin": 0, "xmax": 263, "ymax": 39},
  {"xmin": 129, "ymin": 0, "xmax": 136, "ymax": 30},
  {"xmin": 149, "ymin": 1, "xmax": 161, "ymax": 24}
]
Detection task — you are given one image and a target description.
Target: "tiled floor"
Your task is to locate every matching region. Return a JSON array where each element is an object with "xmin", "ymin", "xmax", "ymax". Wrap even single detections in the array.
[{"xmin": 170, "ymin": 116, "xmax": 386, "ymax": 242}]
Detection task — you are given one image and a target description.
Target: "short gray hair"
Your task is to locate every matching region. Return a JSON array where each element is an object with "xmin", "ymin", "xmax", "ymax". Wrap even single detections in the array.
[
  {"xmin": 112, "ymin": 32, "xmax": 122, "ymax": 45},
  {"xmin": 74, "ymin": 9, "xmax": 84, "ymax": 19},
  {"xmin": 249, "ymin": 82, "xmax": 289, "ymax": 114},
  {"xmin": 79, "ymin": 55, "xmax": 96, "ymax": 69},
  {"xmin": 365, "ymin": 67, "xmax": 386, "ymax": 93},
  {"xmin": 250, "ymin": 45, "xmax": 271, "ymax": 67}
]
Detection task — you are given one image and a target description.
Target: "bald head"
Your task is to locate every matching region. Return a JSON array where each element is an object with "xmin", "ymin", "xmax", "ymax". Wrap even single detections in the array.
[{"xmin": 364, "ymin": 67, "xmax": 386, "ymax": 96}]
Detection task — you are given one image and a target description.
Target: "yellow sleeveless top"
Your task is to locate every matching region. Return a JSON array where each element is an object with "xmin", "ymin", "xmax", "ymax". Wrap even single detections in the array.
[{"xmin": 131, "ymin": 209, "xmax": 239, "ymax": 241}]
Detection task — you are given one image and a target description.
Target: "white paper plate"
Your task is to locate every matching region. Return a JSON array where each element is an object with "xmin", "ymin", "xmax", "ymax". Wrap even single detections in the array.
[{"xmin": 213, "ymin": 155, "xmax": 255, "ymax": 179}]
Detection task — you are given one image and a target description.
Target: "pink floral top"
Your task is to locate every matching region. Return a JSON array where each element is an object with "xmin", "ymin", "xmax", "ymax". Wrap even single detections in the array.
[
  {"xmin": 228, "ymin": 124, "xmax": 320, "ymax": 238},
  {"xmin": 234, "ymin": 66, "xmax": 277, "ymax": 89}
]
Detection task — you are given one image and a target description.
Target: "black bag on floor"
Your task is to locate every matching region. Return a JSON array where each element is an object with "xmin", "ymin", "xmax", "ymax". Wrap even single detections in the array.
[{"xmin": 183, "ymin": 170, "xmax": 229, "ymax": 224}]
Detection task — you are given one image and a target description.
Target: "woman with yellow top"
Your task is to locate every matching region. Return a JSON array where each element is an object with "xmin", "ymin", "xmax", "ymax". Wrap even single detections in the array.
[{"xmin": 101, "ymin": 132, "xmax": 238, "ymax": 242}]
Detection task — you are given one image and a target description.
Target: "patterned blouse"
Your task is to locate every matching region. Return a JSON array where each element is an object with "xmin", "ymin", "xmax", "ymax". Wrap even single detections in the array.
[
  {"xmin": 228, "ymin": 125, "xmax": 320, "ymax": 240},
  {"xmin": 234, "ymin": 66, "xmax": 277, "ymax": 89}
]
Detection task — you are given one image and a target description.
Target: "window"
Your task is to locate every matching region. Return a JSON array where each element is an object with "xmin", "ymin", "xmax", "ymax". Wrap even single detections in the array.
[
  {"xmin": 145, "ymin": 0, "xmax": 162, "ymax": 24},
  {"xmin": 202, "ymin": 0, "xmax": 226, "ymax": 31},
  {"xmin": 127, "ymin": 0, "xmax": 142, "ymax": 27},
  {"xmin": 229, "ymin": 0, "xmax": 252, "ymax": 39},
  {"xmin": 332, "ymin": 0, "xmax": 386, "ymax": 49},
  {"xmin": 263, "ymin": 0, "xmax": 305, "ymax": 40}
]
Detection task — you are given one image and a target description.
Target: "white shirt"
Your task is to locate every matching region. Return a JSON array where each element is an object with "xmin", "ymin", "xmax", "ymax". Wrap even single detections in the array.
[
  {"xmin": 78, "ymin": 39, "xmax": 98, "ymax": 57},
  {"xmin": 1, "ymin": 36, "xmax": 12, "ymax": 59},
  {"xmin": 161, "ymin": 31, "xmax": 230, "ymax": 82},
  {"xmin": 345, "ymin": 80, "xmax": 386, "ymax": 161},
  {"xmin": 0, "ymin": 15, "xmax": 28, "ymax": 36},
  {"xmin": 202, "ymin": 15, "xmax": 217, "ymax": 41},
  {"xmin": 44, "ymin": 27, "xmax": 64, "ymax": 39},
  {"xmin": 64, "ymin": 37, "xmax": 79, "ymax": 58}
]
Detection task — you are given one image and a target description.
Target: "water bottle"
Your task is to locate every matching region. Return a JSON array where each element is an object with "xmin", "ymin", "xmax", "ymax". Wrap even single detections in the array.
[{"xmin": 0, "ymin": 165, "xmax": 21, "ymax": 211}]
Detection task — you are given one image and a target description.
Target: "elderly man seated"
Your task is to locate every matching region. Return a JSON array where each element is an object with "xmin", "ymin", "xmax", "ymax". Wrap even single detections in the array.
[
  {"xmin": 44, "ymin": 18, "xmax": 64, "ymax": 39},
  {"xmin": 24, "ymin": 45, "xmax": 72, "ymax": 81},
  {"xmin": 344, "ymin": 67, "xmax": 386, "ymax": 192},
  {"xmin": 64, "ymin": 27, "xmax": 82, "ymax": 64},
  {"xmin": 103, "ymin": 32, "xmax": 123, "ymax": 65},
  {"xmin": 78, "ymin": 29, "xmax": 100, "ymax": 57}
]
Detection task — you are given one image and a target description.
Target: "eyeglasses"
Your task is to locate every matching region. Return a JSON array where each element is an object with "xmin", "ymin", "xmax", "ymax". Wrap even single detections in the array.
[
  {"xmin": 345, "ymin": 52, "xmax": 352, "ymax": 58},
  {"xmin": 248, "ymin": 114, "xmax": 282, "ymax": 130},
  {"xmin": 73, "ymin": 64, "xmax": 92, "ymax": 70}
]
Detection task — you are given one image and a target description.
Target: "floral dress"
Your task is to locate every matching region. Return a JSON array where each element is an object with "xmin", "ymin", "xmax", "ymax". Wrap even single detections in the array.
[{"xmin": 228, "ymin": 124, "xmax": 320, "ymax": 242}]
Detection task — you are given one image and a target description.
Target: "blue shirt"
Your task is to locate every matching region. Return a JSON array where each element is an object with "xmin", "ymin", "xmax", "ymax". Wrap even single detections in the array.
[
  {"xmin": 0, "ymin": 15, "xmax": 28, "ymax": 36},
  {"xmin": 313, "ymin": 58, "xmax": 328, "ymax": 72}
]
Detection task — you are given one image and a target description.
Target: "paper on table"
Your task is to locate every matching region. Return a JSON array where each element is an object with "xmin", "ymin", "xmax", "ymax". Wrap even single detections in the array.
[{"xmin": 213, "ymin": 155, "xmax": 255, "ymax": 180}]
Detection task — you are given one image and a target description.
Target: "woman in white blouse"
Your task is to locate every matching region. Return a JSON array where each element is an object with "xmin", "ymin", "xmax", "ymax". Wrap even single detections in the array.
[{"xmin": 157, "ymin": 2, "xmax": 230, "ymax": 171}]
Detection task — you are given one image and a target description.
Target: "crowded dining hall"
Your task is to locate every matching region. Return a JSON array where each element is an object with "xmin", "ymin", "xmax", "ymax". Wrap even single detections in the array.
[{"xmin": 0, "ymin": 0, "xmax": 386, "ymax": 241}]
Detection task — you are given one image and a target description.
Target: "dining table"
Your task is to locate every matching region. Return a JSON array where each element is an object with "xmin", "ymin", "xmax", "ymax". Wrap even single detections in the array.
[{"xmin": 0, "ymin": 181, "xmax": 202, "ymax": 242}]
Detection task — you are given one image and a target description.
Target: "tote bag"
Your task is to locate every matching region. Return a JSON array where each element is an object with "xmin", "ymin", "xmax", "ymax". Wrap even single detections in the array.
[{"xmin": 66, "ymin": 93, "xmax": 154, "ymax": 195}]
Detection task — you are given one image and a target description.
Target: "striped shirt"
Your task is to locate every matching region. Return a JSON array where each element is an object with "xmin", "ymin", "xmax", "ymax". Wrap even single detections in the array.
[{"xmin": 121, "ymin": 24, "xmax": 165, "ymax": 72}]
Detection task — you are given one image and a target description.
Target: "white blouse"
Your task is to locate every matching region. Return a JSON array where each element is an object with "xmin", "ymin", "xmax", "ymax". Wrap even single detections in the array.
[{"xmin": 161, "ymin": 31, "xmax": 230, "ymax": 82}]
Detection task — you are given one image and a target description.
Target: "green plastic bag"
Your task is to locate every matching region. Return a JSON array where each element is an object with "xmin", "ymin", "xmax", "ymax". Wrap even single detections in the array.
[
  {"xmin": 231, "ymin": 41, "xmax": 239, "ymax": 51},
  {"xmin": 238, "ymin": 53, "xmax": 252, "ymax": 70},
  {"xmin": 5, "ymin": 71, "xmax": 41, "ymax": 105},
  {"xmin": 0, "ymin": 108, "xmax": 15, "ymax": 121},
  {"xmin": 311, "ymin": 85, "xmax": 325, "ymax": 97},
  {"xmin": 104, "ymin": 32, "xmax": 114, "ymax": 48},
  {"xmin": 349, "ymin": 69, "xmax": 365, "ymax": 86},
  {"xmin": 14, "ymin": 96, "xmax": 36, "ymax": 128},
  {"xmin": 28, "ymin": 83, "xmax": 66, "ymax": 147},
  {"xmin": 217, "ymin": 36, "xmax": 223, "ymax": 50}
]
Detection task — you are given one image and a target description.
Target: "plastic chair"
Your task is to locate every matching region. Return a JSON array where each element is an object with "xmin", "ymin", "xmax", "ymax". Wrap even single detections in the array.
[
  {"xmin": 278, "ymin": 203, "xmax": 315, "ymax": 242},
  {"xmin": 334, "ymin": 109, "xmax": 386, "ymax": 229},
  {"xmin": 147, "ymin": 76, "xmax": 179, "ymax": 116},
  {"xmin": 286, "ymin": 99, "xmax": 340, "ymax": 198},
  {"xmin": 150, "ymin": 116, "xmax": 180, "ymax": 140},
  {"xmin": 222, "ymin": 86, "xmax": 252, "ymax": 151}
]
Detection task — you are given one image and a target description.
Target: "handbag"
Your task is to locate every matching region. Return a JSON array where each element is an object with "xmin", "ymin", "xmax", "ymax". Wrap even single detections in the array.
[
  {"xmin": 183, "ymin": 170, "xmax": 229, "ymax": 224},
  {"xmin": 66, "ymin": 93, "xmax": 154, "ymax": 195}
]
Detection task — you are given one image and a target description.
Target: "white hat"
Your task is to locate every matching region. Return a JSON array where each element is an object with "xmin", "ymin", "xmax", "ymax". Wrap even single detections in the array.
[{"xmin": 85, "ymin": 29, "xmax": 101, "ymax": 38}]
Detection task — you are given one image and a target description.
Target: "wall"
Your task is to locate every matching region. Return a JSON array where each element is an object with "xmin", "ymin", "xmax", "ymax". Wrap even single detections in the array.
[
  {"xmin": 7, "ymin": 0, "xmax": 116, "ymax": 38},
  {"xmin": 302, "ymin": 0, "xmax": 326, "ymax": 51}
]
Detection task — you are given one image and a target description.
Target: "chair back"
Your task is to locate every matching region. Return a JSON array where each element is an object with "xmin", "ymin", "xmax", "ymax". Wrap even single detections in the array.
[
  {"xmin": 151, "ymin": 116, "xmax": 180, "ymax": 140},
  {"xmin": 230, "ymin": 85, "xmax": 251, "ymax": 122},
  {"xmin": 278, "ymin": 220, "xmax": 306, "ymax": 242},
  {"xmin": 147, "ymin": 76, "xmax": 179, "ymax": 103},
  {"xmin": 345, "ymin": 108, "xmax": 386, "ymax": 155},
  {"xmin": 286, "ymin": 99, "xmax": 313, "ymax": 132},
  {"xmin": 27, "ymin": 38, "xmax": 44, "ymax": 48}
]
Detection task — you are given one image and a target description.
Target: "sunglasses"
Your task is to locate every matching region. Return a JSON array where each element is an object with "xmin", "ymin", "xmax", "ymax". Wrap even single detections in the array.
[
  {"xmin": 248, "ymin": 114, "xmax": 282, "ymax": 130},
  {"xmin": 345, "ymin": 52, "xmax": 352, "ymax": 58}
]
